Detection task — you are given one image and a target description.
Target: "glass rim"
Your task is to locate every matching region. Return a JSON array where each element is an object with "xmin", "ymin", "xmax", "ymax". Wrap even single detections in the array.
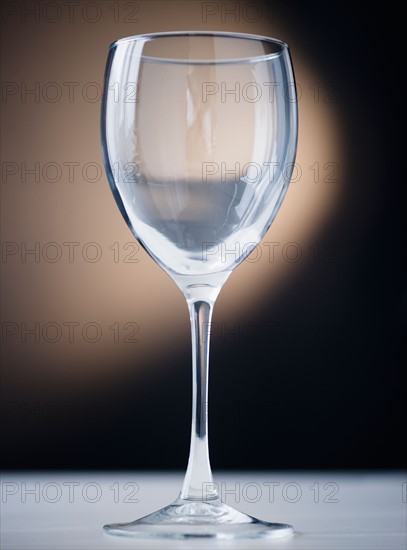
[{"xmin": 109, "ymin": 31, "xmax": 289, "ymax": 65}]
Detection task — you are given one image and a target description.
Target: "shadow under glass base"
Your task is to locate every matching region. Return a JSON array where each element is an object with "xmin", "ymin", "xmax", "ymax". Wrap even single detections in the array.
[{"xmin": 104, "ymin": 496, "xmax": 293, "ymax": 540}]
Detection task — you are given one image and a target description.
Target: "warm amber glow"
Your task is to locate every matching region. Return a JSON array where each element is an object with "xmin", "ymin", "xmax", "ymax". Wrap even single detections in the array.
[{"xmin": 1, "ymin": 1, "xmax": 344, "ymax": 393}]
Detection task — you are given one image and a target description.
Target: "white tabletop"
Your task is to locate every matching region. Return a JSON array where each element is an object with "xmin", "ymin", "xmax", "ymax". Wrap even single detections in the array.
[{"xmin": 1, "ymin": 472, "xmax": 406, "ymax": 549}]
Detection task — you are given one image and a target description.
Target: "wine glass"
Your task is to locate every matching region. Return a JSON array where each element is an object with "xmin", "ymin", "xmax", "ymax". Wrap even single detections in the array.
[{"xmin": 101, "ymin": 31, "xmax": 298, "ymax": 539}]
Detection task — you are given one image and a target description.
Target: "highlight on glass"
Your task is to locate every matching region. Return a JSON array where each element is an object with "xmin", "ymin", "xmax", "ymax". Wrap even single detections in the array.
[{"xmin": 101, "ymin": 31, "xmax": 298, "ymax": 539}]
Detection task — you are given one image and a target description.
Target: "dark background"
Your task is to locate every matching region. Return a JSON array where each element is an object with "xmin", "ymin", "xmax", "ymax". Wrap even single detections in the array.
[{"xmin": 1, "ymin": 1, "xmax": 404, "ymax": 470}]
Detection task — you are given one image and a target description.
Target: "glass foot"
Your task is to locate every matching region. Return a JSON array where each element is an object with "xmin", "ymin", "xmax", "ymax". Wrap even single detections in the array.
[{"xmin": 104, "ymin": 496, "xmax": 293, "ymax": 540}]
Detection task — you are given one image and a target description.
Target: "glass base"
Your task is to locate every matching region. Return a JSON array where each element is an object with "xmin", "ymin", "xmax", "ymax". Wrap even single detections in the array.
[{"xmin": 104, "ymin": 496, "xmax": 293, "ymax": 540}]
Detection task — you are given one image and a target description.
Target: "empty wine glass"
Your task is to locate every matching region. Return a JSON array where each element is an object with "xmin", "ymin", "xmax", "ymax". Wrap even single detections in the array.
[{"xmin": 101, "ymin": 31, "xmax": 298, "ymax": 539}]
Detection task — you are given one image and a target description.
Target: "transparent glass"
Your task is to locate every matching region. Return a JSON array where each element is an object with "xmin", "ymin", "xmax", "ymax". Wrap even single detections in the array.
[{"xmin": 101, "ymin": 31, "xmax": 298, "ymax": 539}]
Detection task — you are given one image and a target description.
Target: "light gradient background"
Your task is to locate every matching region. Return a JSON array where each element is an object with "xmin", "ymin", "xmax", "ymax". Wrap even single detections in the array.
[{"xmin": 0, "ymin": 1, "xmax": 403, "ymax": 469}]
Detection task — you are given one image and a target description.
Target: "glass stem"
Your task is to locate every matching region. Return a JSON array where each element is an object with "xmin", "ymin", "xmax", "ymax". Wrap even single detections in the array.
[{"xmin": 181, "ymin": 298, "xmax": 218, "ymax": 501}]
